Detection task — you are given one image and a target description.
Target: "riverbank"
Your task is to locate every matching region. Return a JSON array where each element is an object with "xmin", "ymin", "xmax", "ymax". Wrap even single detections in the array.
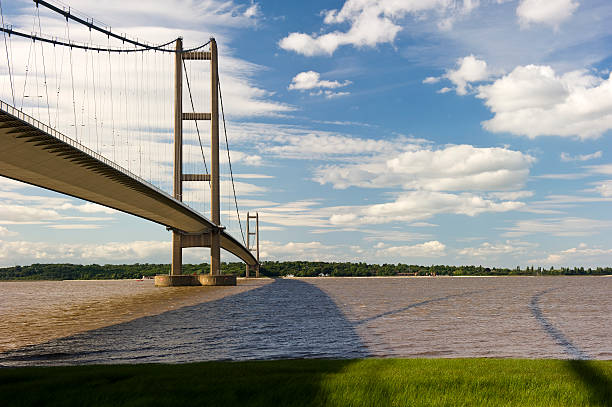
[{"xmin": 1, "ymin": 358, "xmax": 611, "ymax": 406}]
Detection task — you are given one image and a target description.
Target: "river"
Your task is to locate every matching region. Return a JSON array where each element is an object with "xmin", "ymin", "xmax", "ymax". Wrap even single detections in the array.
[{"xmin": 0, "ymin": 276, "xmax": 610, "ymax": 366}]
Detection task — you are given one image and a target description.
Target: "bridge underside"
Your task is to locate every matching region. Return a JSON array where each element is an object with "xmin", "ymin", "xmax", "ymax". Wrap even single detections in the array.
[{"xmin": 0, "ymin": 103, "xmax": 257, "ymax": 267}]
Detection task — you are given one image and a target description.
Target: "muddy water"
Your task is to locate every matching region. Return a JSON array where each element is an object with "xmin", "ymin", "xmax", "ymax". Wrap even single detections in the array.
[
  {"xmin": 307, "ymin": 276, "xmax": 612, "ymax": 360},
  {"xmin": 0, "ymin": 276, "xmax": 610, "ymax": 366},
  {"xmin": 0, "ymin": 278, "xmax": 272, "ymax": 353}
]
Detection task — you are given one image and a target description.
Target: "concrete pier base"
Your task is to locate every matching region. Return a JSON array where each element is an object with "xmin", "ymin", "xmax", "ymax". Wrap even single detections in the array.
[
  {"xmin": 199, "ymin": 274, "xmax": 237, "ymax": 286},
  {"xmin": 154, "ymin": 274, "xmax": 236, "ymax": 287}
]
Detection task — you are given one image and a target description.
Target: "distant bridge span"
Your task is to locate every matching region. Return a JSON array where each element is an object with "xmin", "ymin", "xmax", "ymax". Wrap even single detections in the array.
[{"xmin": 0, "ymin": 100, "xmax": 257, "ymax": 267}]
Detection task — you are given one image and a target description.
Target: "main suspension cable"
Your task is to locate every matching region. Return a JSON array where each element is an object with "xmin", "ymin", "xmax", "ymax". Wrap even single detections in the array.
[
  {"xmin": 0, "ymin": 25, "xmax": 211, "ymax": 54},
  {"xmin": 32, "ymin": 0, "xmax": 211, "ymax": 53},
  {"xmin": 218, "ymin": 77, "xmax": 245, "ymax": 246}
]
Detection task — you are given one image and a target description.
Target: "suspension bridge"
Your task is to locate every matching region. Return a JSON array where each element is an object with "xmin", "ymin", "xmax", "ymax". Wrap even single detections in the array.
[{"xmin": 0, "ymin": 0, "xmax": 261, "ymax": 286}]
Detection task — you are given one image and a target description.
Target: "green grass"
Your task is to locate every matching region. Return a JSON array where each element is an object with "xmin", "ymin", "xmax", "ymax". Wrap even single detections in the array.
[{"xmin": 1, "ymin": 358, "xmax": 611, "ymax": 406}]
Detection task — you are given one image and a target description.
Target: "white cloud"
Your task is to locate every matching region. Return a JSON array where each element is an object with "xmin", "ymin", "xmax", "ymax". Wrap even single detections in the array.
[
  {"xmin": 593, "ymin": 180, "xmax": 612, "ymax": 197},
  {"xmin": 257, "ymin": 129, "xmax": 422, "ymax": 160},
  {"xmin": 503, "ymin": 217, "xmax": 612, "ymax": 237},
  {"xmin": 233, "ymin": 173, "xmax": 275, "ymax": 180},
  {"xmin": 317, "ymin": 90, "xmax": 350, "ymax": 99},
  {"xmin": 316, "ymin": 144, "xmax": 534, "ymax": 191},
  {"xmin": 478, "ymin": 66, "xmax": 612, "ymax": 139},
  {"xmin": 376, "ymin": 241, "xmax": 446, "ymax": 258},
  {"xmin": 288, "ymin": 71, "xmax": 351, "ymax": 91},
  {"xmin": 329, "ymin": 191, "xmax": 524, "ymax": 226},
  {"xmin": 60, "ymin": 202, "xmax": 118, "ymax": 214},
  {"xmin": 533, "ymin": 173, "xmax": 587, "ymax": 180},
  {"xmin": 259, "ymin": 240, "xmax": 351, "ymax": 261},
  {"xmin": 560, "ymin": 151, "xmax": 602, "ymax": 162},
  {"xmin": 0, "ymin": 190, "xmax": 117, "ymax": 225},
  {"xmin": 361, "ymin": 229, "xmax": 433, "ymax": 242},
  {"xmin": 0, "ymin": 204, "xmax": 62, "ymax": 224},
  {"xmin": 488, "ymin": 191, "xmax": 534, "ymax": 200},
  {"xmin": 517, "ymin": 0, "xmax": 579, "ymax": 29},
  {"xmin": 0, "ymin": 239, "xmax": 171, "ymax": 265},
  {"xmin": 0, "ymin": 177, "xmax": 29, "ymax": 191},
  {"xmin": 0, "ymin": 226, "xmax": 18, "ymax": 237},
  {"xmin": 458, "ymin": 240, "xmax": 536, "ymax": 258},
  {"xmin": 588, "ymin": 164, "xmax": 612, "ymax": 175},
  {"xmin": 279, "ymin": 0, "xmax": 479, "ymax": 56},
  {"xmin": 47, "ymin": 224, "xmax": 104, "ymax": 230},
  {"xmin": 243, "ymin": 4, "xmax": 260, "ymax": 19},
  {"xmin": 423, "ymin": 76, "xmax": 440, "ymax": 84},
  {"xmin": 252, "ymin": 200, "xmax": 332, "ymax": 229},
  {"xmin": 525, "ymin": 194, "xmax": 612, "ymax": 215},
  {"xmin": 445, "ymin": 55, "xmax": 490, "ymax": 95},
  {"xmin": 529, "ymin": 243, "xmax": 612, "ymax": 266}
]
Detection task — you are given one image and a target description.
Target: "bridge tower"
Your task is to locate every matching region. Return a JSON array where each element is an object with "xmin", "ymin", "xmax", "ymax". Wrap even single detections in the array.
[
  {"xmin": 245, "ymin": 212, "xmax": 260, "ymax": 278},
  {"xmin": 168, "ymin": 37, "xmax": 232, "ymax": 285}
]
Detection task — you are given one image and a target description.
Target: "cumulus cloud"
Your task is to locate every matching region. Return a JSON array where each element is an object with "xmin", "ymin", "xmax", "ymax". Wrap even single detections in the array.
[
  {"xmin": 316, "ymin": 144, "xmax": 534, "ymax": 191},
  {"xmin": 477, "ymin": 66, "xmax": 612, "ymax": 139},
  {"xmin": 288, "ymin": 71, "xmax": 351, "ymax": 91},
  {"xmin": 376, "ymin": 241, "xmax": 446, "ymax": 258},
  {"xmin": 560, "ymin": 151, "xmax": 602, "ymax": 162},
  {"xmin": 529, "ymin": 243, "xmax": 612, "ymax": 266},
  {"xmin": 444, "ymin": 55, "xmax": 490, "ymax": 95},
  {"xmin": 279, "ymin": 0, "xmax": 479, "ymax": 56},
  {"xmin": 517, "ymin": 0, "xmax": 579, "ymax": 29},
  {"xmin": 0, "ymin": 240, "xmax": 171, "ymax": 265}
]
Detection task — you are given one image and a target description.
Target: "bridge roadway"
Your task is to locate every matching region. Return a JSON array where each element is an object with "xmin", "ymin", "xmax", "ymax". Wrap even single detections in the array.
[{"xmin": 0, "ymin": 101, "xmax": 257, "ymax": 267}]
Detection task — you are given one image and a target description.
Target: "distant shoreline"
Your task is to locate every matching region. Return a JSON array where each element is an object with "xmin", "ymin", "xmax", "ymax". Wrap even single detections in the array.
[
  {"xmin": 1, "ymin": 275, "xmax": 610, "ymax": 283},
  {"xmin": 1, "ymin": 261, "xmax": 611, "ymax": 281}
]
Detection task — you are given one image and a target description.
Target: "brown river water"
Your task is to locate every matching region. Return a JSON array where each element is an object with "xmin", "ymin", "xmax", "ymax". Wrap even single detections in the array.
[{"xmin": 0, "ymin": 276, "xmax": 610, "ymax": 365}]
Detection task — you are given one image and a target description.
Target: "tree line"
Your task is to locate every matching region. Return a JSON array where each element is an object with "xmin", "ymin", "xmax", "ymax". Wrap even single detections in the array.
[{"xmin": 0, "ymin": 261, "xmax": 611, "ymax": 280}]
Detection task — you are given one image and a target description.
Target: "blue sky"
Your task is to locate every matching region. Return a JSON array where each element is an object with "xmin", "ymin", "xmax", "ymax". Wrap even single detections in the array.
[{"xmin": 2, "ymin": 0, "xmax": 612, "ymax": 267}]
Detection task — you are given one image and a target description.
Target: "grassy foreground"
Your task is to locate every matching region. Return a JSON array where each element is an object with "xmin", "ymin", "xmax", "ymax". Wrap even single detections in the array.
[{"xmin": 1, "ymin": 358, "xmax": 611, "ymax": 406}]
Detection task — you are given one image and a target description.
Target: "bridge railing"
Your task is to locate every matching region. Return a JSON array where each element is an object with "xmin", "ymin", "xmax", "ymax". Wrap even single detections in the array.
[{"xmin": 0, "ymin": 99, "xmax": 188, "ymax": 211}]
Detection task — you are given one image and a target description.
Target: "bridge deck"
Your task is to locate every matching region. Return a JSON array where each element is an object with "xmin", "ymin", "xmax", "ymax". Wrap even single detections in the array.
[{"xmin": 0, "ymin": 101, "xmax": 256, "ymax": 266}]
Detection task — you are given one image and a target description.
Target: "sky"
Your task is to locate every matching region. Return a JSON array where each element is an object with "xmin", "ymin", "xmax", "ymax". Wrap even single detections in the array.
[{"xmin": 1, "ymin": 0, "xmax": 612, "ymax": 268}]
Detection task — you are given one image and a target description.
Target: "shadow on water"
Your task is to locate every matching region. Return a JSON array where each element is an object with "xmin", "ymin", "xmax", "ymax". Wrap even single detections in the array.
[
  {"xmin": 529, "ymin": 288, "xmax": 590, "ymax": 360},
  {"xmin": 0, "ymin": 279, "xmax": 370, "ymax": 366},
  {"xmin": 566, "ymin": 360, "xmax": 612, "ymax": 407},
  {"xmin": 530, "ymin": 289, "xmax": 612, "ymax": 407},
  {"xmin": 355, "ymin": 289, "xmax": 488, "ymax": 326}
]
